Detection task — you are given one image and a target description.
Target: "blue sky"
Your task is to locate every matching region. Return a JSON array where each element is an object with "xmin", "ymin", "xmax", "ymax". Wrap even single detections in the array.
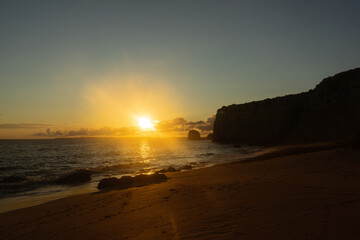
[{"xmin": 0, "ymin": 0, "xmax": 359, "ymax": 138}]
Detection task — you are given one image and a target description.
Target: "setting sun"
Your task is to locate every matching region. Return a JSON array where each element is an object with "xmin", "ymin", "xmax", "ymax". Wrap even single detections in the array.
[{"xmin": 137, "ymin": 117, "xmax": 155, "ymax": 130}]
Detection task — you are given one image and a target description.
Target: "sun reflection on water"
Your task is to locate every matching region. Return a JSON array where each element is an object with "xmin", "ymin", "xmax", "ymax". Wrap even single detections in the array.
[{"xmin": 139, "ymin": 139, "xmax": 151, "ymax": 163}]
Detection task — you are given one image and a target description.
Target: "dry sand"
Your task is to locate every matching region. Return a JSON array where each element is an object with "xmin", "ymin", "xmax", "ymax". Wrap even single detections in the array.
[{"xmin": 1, "ymin": 144, "xmax": 360, "ymax": 239}]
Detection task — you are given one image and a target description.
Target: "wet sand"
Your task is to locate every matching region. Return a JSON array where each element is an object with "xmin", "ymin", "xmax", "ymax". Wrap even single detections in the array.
[{"xmin": 1, "ymin": 144, "xmax": 360, "ymax": 239}]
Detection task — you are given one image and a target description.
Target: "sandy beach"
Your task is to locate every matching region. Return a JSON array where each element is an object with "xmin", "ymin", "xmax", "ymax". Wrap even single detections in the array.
[{"xmin": 1, "ymin": 143, "xmax": 360, "ymax": 239}]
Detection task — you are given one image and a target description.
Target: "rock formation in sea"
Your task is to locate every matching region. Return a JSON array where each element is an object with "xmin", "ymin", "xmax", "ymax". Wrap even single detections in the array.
[
  {"xmin": 188, "ymin": 130, "xmax": 201, "ymax": 140},
  {"xmin": 55, "ymin": 169, "xmax": 92, "ymax": 185},
  {"xmin": 213, "ymin": 68, "xmax": 360, "ymax": 145}
]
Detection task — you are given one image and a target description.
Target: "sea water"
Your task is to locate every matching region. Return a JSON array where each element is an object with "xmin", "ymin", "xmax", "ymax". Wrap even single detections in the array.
[{"xmin": 0, "ymin": 137, "xmax": 262, "ymax": 212}]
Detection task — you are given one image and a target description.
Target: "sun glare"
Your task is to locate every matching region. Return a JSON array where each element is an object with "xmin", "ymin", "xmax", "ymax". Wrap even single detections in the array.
[{"xmin": 138, "ymin": 117, "xmax": 155, "ymax": 130}]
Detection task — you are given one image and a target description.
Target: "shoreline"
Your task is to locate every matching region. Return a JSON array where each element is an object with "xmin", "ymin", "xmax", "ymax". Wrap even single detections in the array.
[
  {"xmin": 0, "ymin": 141, "xmax": 347, "ymax": 214},
  {"xmin": 0, "ymin": 138, "xmax": 236, "ymax": 214},
  {"xmin": 0, "ymin": 142, "xmax": 342, "ymax": 214},
  {"xmin": 1, "ymin": 142, "xmax": 359, "ymax": 239}
]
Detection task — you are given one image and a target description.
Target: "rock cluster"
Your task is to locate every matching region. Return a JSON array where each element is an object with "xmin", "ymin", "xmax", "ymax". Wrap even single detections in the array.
[
  {"xmin": 55, "ymin": 169, "xmax": 92, "ymax": 185},
  {"xmin": 156, "ymin": 166, "xmax": 177, "ymax": 174},
  {"xmin": 98, "ymin": 173, "xmax": 167, "ymax": 190}
]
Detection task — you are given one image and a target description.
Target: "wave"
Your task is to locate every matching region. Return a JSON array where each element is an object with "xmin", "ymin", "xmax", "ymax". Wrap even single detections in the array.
[
  {"xmin": 0, "ymin": 175, "xmax": 28, "ymax": 183},
  {"xmin": 0, "ymin": 161, "xmax": 155, "ymax": 198},
  {"xmin": 0, "ymin": 159, "xmax": 213, "ymax": 198},
  {"xmin": 0, "ymin": 166, "xmax": 26, "ymax": 171},
  {"xmin": 38, "ymin": 147, "xmax": 60, "ymax": 151},
  {"xmin": 94, "ymin": 162, "xmax": 151, "ymax": 172},
  {"xmin": 198, "ymin": 152, "xmax": 215, "ymax": 157},
  {"xmin": 0, "ymin": 138, "xmax": 251, "ymax": 200}
]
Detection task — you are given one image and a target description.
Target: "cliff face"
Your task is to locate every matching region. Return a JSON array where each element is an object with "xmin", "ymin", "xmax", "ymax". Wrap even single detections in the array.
[{"xmin": 213, "ymin": 68, "xmax": 360, "ymax": 145}]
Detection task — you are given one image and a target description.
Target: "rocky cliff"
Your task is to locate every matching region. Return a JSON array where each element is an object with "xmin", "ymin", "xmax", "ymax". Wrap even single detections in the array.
[{"xmin": 213, "ymin": 68, "xmax": 360, "ymax": 145}]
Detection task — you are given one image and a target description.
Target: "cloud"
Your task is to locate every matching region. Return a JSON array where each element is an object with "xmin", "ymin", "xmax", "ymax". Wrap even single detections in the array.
[
  {"xmin": 156, "ymin": 115, "xmax": 215, "ymax": 133},
  {"xmin": 32, "ymin": 115, "xmax": 216, "ymax": 137},
  {"xmin": 0, "ymin": 123, "xmax": 50, "ymax": 129},
  {"xmin": 155, "ymin": 117, "xmax": 187, "ymax": 131}
]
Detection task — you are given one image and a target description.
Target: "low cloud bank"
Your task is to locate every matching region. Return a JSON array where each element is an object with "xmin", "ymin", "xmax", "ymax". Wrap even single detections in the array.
[
  {"xmin": 0, "ymin": 123, "xmax": 50, "ymax": 129},
  {"xmin": 156, "ymin": 115, "xmax": 215, "ymax": 132},
  {"xmin": 33, "ymin": 126, "xmax": 138, "ymax": 137},
  {"xmin": 32, "ymin": 115, "xmax": 215, "ymax": 137}
]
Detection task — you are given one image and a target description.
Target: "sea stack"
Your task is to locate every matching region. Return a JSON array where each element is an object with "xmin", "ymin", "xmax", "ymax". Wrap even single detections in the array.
[{"xmin": 188, "ymin": 130, "xmax": 201, "ymax": 140}]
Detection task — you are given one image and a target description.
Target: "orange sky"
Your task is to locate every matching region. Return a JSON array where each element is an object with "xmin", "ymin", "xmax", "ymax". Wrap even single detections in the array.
[{"xmin": 1, "ymin": 1, "xmax": 359, "ymax": 138}]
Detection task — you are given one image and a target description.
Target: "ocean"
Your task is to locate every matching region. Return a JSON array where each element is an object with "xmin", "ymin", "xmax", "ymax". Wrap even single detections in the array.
[{"xmin": 0, "ymin": 137, "xmax": 262, "ymax": 212}]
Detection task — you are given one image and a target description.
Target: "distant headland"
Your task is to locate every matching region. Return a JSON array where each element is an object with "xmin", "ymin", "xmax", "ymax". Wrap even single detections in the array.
[{"xmin": 213, "ymin": 68, "xmax": 360, "ymax": 145}]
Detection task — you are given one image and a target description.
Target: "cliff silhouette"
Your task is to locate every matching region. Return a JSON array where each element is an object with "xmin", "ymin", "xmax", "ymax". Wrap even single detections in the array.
[{"xmin": 213, "ymin": 68, "xmax": 360, "ymax": 145}]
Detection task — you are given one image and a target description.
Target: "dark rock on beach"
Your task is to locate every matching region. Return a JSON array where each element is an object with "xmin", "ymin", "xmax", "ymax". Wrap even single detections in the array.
[
  {"xmin": 98, "ymin": 173, "xmax": 167, "ymax": 190},
  {"xmin": 188, "ymin": 130, "xmax": 201, "ymax": 140},
  {"xmin": 97, "ymin": 177, "xmax": 120, "ymax": 190},
  {"xmin": 98, "ymin": 176, "xmax": 134, "ymax": 189},
  {"xmin": 213, "ymin": 68, "xmax": 360, "ymax": 145},
  {"xmin": 156, "ymin": 166, "xmax": 177, "ymax": 174},
  {"xmin": 55, "ymin": 169, "xmax": 92, "ymax": 185},
  {"xmin": 166, "ymin": 166, "xmax": 177, "ymax": 172}
]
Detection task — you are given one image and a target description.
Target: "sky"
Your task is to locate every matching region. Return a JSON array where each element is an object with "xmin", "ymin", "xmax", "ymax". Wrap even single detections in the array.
[{"xmin": 1, "ymin": 0, "xmax": 360, "ymax": 138}]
